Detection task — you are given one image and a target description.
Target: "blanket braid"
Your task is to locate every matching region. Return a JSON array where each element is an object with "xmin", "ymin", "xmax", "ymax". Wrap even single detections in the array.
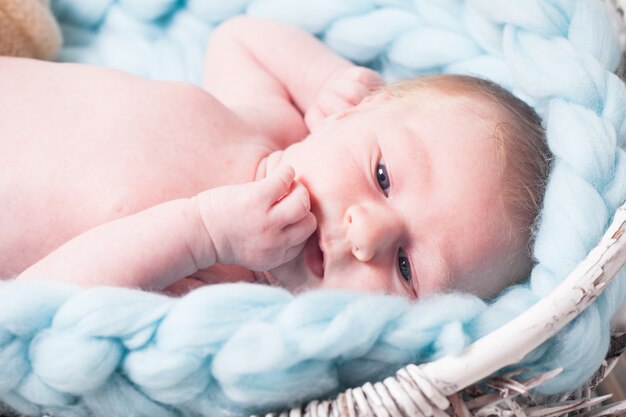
[
  {"xmin": 0, "ymin": 281, "xmax": 486, "ymax": 416},
  {"xmin": 1, "ymin": 0, "xmax": 625, "ymax": 416}
]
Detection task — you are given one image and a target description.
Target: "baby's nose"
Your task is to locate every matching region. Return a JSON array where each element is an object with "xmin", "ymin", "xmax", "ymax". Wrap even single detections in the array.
[{"xmin": 344, "ymin": 204, "xmax": 400, "ymax": 262}]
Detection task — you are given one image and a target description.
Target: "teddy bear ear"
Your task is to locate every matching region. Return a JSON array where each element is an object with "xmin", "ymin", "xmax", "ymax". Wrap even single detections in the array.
[{"xmin": 0, "ymin": 0, "xmax": 62, "ymax": 60}]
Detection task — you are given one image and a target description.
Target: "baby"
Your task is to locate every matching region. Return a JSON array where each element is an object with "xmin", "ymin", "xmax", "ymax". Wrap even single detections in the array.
[{"xmin": 1, "ymin": 16, "xmax": 549, "ymax": 299}]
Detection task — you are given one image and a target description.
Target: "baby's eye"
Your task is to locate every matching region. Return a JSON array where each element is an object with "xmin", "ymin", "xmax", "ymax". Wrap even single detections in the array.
[
  {"xmin": 376, "ymin": 159, "xmax": 390, "ymax": 196},
  {"xmin": 398, "ymin": 248, "xmax": 413, "ymax": 286}
]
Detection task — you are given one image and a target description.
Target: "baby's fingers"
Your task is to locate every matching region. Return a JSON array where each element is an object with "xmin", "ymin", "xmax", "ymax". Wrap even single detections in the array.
[
  {"xmin": 282, "ymin": 211, "xmax": 317, "ymax": 250},
  {"xmin": 257, "ymin": 164, "xmax": 295, "ymax": 205},
  {"xmin": 333, "ymin": 67, "xmax": 384, "ymax": 103},
  {"xmin": 304, "ymin": 106, "xmax": 326, "ymax": 131},
  {"xmin": 270, "ymin": 181, "xmax": 312, "ymax": 225}
]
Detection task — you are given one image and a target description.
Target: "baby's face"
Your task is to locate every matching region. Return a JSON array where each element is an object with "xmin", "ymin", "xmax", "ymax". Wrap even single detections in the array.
[{"xmin": 259, "ymin": 89, "xmax": 526, "ymax": 299}]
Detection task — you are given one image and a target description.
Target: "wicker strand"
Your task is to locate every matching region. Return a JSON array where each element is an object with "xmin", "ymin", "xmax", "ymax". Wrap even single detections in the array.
[
  {"xmin": 374, "ymin": 382, "xmax": 404, "ymax": 417},
  {"xmin": 404, "ymin": 365, "xmax": 450, "ymax": 411},
  {"xmin": 382, "ymin": 377, "xmax": 423, "ymax": 417},
  {"xmin": 395, "ymin": 369, "xmax": 432, "ymax": 416},
  {"xmin": 587, "ymin": 399, "xmax": 626, "ymax": 417},
  {"xmin": 449, "ymin": 394, "xmax": 472, "ymax": 417}
]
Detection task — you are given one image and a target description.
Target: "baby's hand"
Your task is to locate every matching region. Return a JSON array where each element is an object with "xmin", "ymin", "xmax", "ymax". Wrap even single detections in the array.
[
  {"xmin": 305, "ymin": 66, "xmax": 384, "ymax": 131},
  {"xmin": 195, "ymin": 165, "xmax": 317, "ymax": 271}
]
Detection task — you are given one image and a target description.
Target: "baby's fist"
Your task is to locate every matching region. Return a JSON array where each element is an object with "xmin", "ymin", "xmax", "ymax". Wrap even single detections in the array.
[
  {"xmin": 305, "ymin": 66, "xmax": 384, "ymax": 131},
  {"xmin": 195, "ymin": 165, "xmax": 317, "ymax": 271}
]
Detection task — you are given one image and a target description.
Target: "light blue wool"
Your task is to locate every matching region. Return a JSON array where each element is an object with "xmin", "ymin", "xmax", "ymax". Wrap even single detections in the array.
[{"xmin": 2, "ymin": 0, "xmax": 626, "ymax": 416}]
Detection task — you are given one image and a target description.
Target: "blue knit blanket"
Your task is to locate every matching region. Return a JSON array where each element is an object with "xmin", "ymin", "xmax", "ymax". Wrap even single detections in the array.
[{"xmin": 2, "ymin": 1, "xmax": 625, "ymax": 416}]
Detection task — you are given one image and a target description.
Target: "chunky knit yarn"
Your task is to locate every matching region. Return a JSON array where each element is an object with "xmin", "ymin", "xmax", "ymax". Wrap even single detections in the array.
[{"xmin": 1, "ymin": 0, "xmax": 625, "ymax": 416}]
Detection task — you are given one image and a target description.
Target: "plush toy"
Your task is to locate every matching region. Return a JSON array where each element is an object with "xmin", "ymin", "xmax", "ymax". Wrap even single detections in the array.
[{"xmin": 0, "ymin": 0, "xmax": 61, "ymax": 59}]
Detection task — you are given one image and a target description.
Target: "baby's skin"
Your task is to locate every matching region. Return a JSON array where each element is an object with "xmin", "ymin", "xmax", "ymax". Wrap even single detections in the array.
[{"xmin": 2, "ymin": 17, "xmax": 524, "ymax": 298}]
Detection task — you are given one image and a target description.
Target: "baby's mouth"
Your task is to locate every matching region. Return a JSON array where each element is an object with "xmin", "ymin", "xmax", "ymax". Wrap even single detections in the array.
[{"xmin": 304, "ymin": 229, "xmax": 325, "ymax": 279}]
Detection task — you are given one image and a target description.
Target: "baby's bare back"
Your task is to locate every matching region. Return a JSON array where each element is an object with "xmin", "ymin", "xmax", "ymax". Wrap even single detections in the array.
[{"xmin": 0, "ymin": 58, "xmax": 272, "ymax": 278}]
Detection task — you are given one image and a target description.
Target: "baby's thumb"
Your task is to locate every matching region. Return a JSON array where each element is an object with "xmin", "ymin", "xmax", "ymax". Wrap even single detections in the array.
[{"xmin": 259, "ymin": 164, "xmax": 295, "ymax": 203}]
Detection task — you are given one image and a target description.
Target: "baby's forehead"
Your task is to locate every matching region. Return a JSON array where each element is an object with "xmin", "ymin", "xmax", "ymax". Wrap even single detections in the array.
[
  {"xmin": 360, "ymin": 83, "xmax": 508, "ymax": 123},
  {"xmin": 372, "ymin": 75, "xmax": 514, "ymax": 119},
  {"xmin": 361, "ymin": 90, "xmax": 506, "ymax": 143},
  {"xmin": 399, "ymin": 85, "xmax": 505, "ymax": 117}
]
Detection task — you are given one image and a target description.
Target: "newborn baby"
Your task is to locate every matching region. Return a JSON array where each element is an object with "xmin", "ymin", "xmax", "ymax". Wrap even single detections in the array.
[{"xmin": 1, "ymin": 16, "xmax": 549, "ymax": 299}]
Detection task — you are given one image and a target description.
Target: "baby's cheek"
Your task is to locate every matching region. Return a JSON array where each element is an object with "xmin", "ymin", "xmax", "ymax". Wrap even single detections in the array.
[{"xmin": 322, "ymin": 268, "xmax": 397, "ymax": 295}]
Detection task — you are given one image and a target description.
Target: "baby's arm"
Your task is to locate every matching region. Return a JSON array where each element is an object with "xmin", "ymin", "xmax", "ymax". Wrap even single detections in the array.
[
  {"xmin": 204, "ymin": 16, "xmax": 382, "ymax": 145},
  {"xmin": 18, "ymin": 166, "xmax": 316, "ymax": 291}
]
